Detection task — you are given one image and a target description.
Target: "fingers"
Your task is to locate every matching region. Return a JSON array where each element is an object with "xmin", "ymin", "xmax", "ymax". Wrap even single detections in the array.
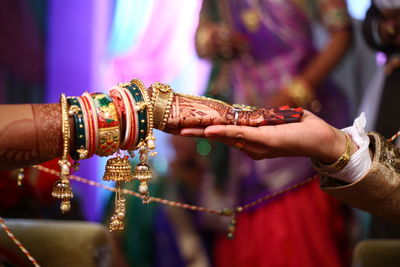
[
  {"xmin": 163, "ymin": 128, "xmax": 182, "ymax": 135},
  {"xmin": 204, "ymin": 125, "xmax": 265, "ymax": 141},
  {"xmin": 203, "ymin": 125, "xmax": 272, "ymax": 157},
  {"xmin": 180, "ymin": 128, "xmax": 206, "ymax": 137}
]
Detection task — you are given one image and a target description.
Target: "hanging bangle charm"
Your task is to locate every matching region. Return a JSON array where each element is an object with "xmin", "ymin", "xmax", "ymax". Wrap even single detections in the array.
[{"xmin": 52, "ymin": 93, "xmax": 74, "ymax": 214}]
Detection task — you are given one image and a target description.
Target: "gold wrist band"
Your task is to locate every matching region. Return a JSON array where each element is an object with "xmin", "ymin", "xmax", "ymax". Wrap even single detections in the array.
[
  {"xmin": 151, "ymin": 82, "xmax": 174, "ymax": 131},
  {"xmin": 286, "ymin": 78, "xmax": 314, "ymax": 107},
  {"xmin": 52, "ymin": 93, "xmax": 74, "ymax": 213},
  {"xmin": 311, "ymin": 133, "xmax": 352, "ymax": 175}
]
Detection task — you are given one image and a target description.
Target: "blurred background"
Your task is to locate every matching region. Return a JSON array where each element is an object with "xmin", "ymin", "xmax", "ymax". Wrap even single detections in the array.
[{"xmin": 1, "ymin": 0, "xmax": 399, "ymax": 266}]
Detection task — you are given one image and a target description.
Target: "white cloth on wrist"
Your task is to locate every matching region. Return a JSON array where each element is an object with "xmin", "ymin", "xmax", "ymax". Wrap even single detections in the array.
[{"xmin": 329, "ymin": 113, "xmax": 372, "ymax": 183}]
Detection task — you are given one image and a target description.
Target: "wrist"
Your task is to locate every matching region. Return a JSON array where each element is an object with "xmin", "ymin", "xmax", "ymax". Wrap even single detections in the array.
[
  {"xmin": 318, "ymin": 129, "xmax": 347, "ymax": 164},
  {"xmin": 312, "ymin": 130, "xmax": 358, "ymax": 175}
]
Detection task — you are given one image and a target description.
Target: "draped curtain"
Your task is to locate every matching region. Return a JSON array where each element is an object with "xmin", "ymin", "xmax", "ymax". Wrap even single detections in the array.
[{"xmin": 105, "ymin": 0, "xmax": 209, "ymax": 95}]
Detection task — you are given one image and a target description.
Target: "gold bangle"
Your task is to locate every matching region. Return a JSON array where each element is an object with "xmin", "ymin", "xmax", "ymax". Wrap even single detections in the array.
[
  {"xmin": 311, "ymin": 133, "xmax": 352, "ymax": 175},
  {"xmin": 52, "ymin": 93, "xmax": 74, "ymax": 214},
  {"xmin": 151, "ymin": 82, "xmax": 174, "ymax": 131},
  {"xmin": 286, "ymin": 78, "xmax": 314, "ymax": 107}
]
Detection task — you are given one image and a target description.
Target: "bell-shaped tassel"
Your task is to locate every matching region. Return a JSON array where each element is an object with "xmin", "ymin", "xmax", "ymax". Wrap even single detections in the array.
[
  {"xmin": 52, "ymin": 179, "xmax": 73, "ymax": 213},
  {"xmin": 133, "ymin": 163, "xmax": 152, "ymax": 202},
  {"xmin": 103, "ymin": 155, "xmax": 133, "ymax": 183},
  {"xmin": 132, "ymin": 163, "xmax": 152, "ymax": 181},
  {"xmin": 109, "ymin": 185, "xmax": 126, "ymax": 232},
  {"xmin": 109, "ymin": 215, "xmax": 124, "ymax": 232},
  {"xmin": 52, "ymin": 179, "xmax": 74, "ymax": 200},
  {"xmin": 103, "ymin": 154, "xmax": 131, "ymax": 232},
  {"xmin": 133, "ymin": 148, "xmax": 153, "ymax": 203}
]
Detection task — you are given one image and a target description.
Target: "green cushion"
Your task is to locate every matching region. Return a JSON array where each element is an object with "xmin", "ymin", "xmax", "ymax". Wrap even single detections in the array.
[
  {"xmin": 353, "ymin": 239, "xmax": 400, "ymax": 267},
  {"xmin": 0, "ymin": 219, "xmax": 114, "ymax": 267}
]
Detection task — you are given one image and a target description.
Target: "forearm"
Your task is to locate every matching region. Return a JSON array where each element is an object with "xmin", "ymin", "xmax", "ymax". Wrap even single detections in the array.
[
  {"xmin": 0, "ymin": 104, "xmax": 62, "ymax": 170},
  {"xmin": 301, "ymin": 29, "xmax": 352, "ymax": 88}
]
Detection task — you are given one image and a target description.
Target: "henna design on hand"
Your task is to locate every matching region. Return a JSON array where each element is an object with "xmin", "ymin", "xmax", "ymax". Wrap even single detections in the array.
[
  {"xmin": 167, "ymin": 94, "xmax": 233, "ymax": 129},
  {"xmin": 32, "ymin": 104, "xmax": 63, "ymax": 162},
  {"xmin": 165, "ymin": 92, "xmax": 303, "ymax": 129}
]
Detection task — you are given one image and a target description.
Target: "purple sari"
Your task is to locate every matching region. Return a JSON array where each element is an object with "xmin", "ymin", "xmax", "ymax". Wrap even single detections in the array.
[{"xmin": 202, "ymin": 0, "xmax": 349, "ymax": 209}]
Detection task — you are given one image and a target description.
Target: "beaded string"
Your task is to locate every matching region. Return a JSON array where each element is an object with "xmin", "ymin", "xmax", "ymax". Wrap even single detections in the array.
[
  {"xmin": 31, "ymin": 164, "xmax": 317, "ymax": 235},
  {"xmin": 4, "ymin": 130, "xmax": 399, "ymax": 265},
  {"xmin": 388, "ymin": 129, "xmax": 400, "ymax": 143},
  {"xmin": 0, "ymin": 217, "xmax": 40, "ymax": 267},
  {"xmin": 33, "ymin": 164, "xmax": 222, "ymax": 215}
]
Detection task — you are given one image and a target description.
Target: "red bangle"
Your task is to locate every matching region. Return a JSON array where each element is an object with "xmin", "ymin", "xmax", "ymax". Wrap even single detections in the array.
[
  {"xmin": 109, "ymin": 87, "xmax": 126, "ymax": 140},
  {"xmin": 91, "ymin": 93, "xmax": 120, "ymax": 157},
  {"xmin": 81, "ymin": 93, "xmax": 98, "ymax": 158},
  {"xmin": 77, "ymin": 96, "xmax": 90, "ymax": 158}
]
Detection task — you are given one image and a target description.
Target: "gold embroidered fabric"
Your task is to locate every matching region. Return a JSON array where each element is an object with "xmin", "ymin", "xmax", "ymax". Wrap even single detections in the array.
[
  {"xmin": 376, "ymin": 133, "xmax": 400, "ymax": 174},
  {"xmin": 320, "ymin": 132, "xmax": 400, "ymax": 223}
]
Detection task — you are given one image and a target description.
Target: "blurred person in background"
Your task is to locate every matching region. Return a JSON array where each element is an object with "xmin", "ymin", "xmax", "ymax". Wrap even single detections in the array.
[
  {"xmin": 359, "ymin": 0, "xmax": 400, "ymax": 239},
  {"xmin": 176, "ymin": 0, "xmax": 355, "ymax": 266},
  {"xmin": 363, "ymin": 0, "xmax": 400, "ymax": 143}
]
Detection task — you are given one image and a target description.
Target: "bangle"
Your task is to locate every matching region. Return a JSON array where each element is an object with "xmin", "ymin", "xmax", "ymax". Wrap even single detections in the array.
[
  {"xmin": 131, "ymin": 78, "xmax": 155, "ymax": 148},
  {"xmin": 121, "ymin": 87, "xmax": 139, "ymax": 150},
  {"xmin": 67, "ymin": 97, "xmax": 88, "ymax": 160},
  {"xmin": 123, "ymin": 79, "xmax": 157, "ymax": 203},
  {"xmin": 91, "ymin": 93, "xmax": 120, "ymax": 157},
  {"xmin": 77, "ymin": 97, "xmax": 90, "ymax": 159},
  {"xmin": 286, "ymin": 78, "xmax": 314, "ymax": 107},
  {"xmin": 110, "ymin": 86, "xmax": 132, "ymax": 149},
  {"xmin": 311, "ymin": 133, "xmax": 352, "ymax": 175},
  {"xmin": 151, "ymin": 82, "xmax": 174, "ymax": 130},
  {"xmin": 123, "ymin": 82, "xmax": 148, "ymax": 148},
  {"xmin": 109, "ymin": 88, "xmax": 126, "ymax": 145},
  {"xmin": 81, "ymin": 92, "xmax": 99, "ymax": 158},
  {"xmin": 52, "ymin": 93, "xmax": 74, "ymax": 214},
  {"xmin": 131, "ymin": 78, "xmax": 156, "ymax": 154}
]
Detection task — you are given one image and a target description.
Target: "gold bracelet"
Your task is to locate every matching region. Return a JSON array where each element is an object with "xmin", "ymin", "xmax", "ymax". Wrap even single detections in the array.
[
  {"xmin": 311, "ymin": 133, "xmax": 352, "ymax": 175},
  {"xmin": 286, "ymin": 78, "xmax": 314, "ymax": 107},
  {"xmin": 151, "ymin": 82, "xmax": 174, "ymax": 131},
  {"xmin": 52, "ymin": 93, "xmax": 74, "ymax": 213}
]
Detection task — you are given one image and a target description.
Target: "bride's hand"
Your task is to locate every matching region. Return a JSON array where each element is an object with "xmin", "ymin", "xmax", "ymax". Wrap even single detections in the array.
[{"xmin": 180, "ymin": 110, "xmax": 351, "ymax": 163}]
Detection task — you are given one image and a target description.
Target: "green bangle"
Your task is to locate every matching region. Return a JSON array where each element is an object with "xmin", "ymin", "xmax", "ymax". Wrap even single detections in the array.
[
  {"xmin": 67, "ymin": 97, "xmax": 86, "ymax": 160},
  {"xmin": 125, "ymin": 83, "xmax": 148, "ymax": 147}
]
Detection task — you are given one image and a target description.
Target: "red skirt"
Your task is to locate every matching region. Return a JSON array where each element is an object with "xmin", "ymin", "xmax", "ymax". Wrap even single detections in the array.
[{"xmin": 214, "ymin": 179, "xmax": 349, "ymax": 267}]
